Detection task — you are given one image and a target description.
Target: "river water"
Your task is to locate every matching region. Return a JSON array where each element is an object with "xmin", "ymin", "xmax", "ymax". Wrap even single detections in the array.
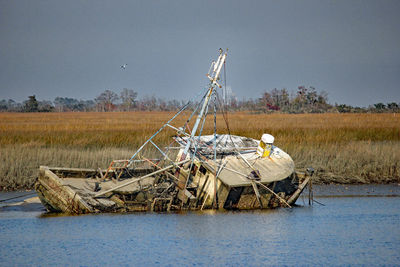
[{"xmin": 1, "ymin": 185, "xmax": 399, "ymax": 266}]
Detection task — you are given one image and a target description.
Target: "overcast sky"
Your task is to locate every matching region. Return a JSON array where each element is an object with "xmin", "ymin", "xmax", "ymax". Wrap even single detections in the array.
[{"xmin": 1, "ymin": 0, "xmax": 399, "ymax": 107}]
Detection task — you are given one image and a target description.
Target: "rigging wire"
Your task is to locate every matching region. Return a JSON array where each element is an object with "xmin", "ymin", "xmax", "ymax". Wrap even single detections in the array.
[
  {"xmin": 182, "ymin": 88, "xmax": 209, "ymax": 135},
  {"xmin": 184, "ymin": 94, "xmax": 211, "ymax": 189},
  {"xmin": 224, "ymin": 60, "xmax": 227, "ymax": 108},
  {"xmin": 128, "ymin": 86, "xmax": 209, "ymax": 165},
  {"xmin": 215, "ymin": 89, "xmax": 232, "ymax": 136},
  {"xmin": 214, "ymin": 63, "xmax": 258, "ymax": 171}
]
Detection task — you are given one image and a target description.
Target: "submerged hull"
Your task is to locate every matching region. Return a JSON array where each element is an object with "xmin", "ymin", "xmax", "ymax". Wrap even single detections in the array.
[{"xmin": 35, "ymin": 163, "xmax": 311, "ymax": 214}]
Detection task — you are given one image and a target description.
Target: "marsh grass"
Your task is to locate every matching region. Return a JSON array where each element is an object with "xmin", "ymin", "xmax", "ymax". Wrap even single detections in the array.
[
  {"xmin": 0, "ymin": 112, "xmax": 399, "ymax": 190},
  {"xmin": 0, "ymin": 146, "xmax": 134, "ymax": 190}
]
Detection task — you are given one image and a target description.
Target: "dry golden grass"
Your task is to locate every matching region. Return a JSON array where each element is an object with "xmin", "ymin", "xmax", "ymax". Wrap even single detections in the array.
[
  {"xmin": 0, "ymin": 112, "xmax": 399, "ymax": 190},
  {"xmin": 1, "ymin": 112, "xmax": 399, "ymax": 146},
  {"xmin": 0, "ymin": 146, "xmax": 134, "ymax": 190}
]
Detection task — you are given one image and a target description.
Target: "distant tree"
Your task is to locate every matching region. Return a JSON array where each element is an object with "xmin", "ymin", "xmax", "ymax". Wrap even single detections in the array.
[
  {"xmin": 166, "ymin": 99, "xmax": 182, "ymax": 111},
  {"xmin": 120, "ymin": 88, "xmax": 138, "ymax": 111},
  {"xmin": 8, "ymin": 99, "xmax": 22, "ymax": 112},
  {"xmin": 336, "ymin": 104, "xmax": 353, "ymax": 113},
  {"xmin": 7, "ymin": 99, "xmax": 17, "ymax": 111},
  {"xmin": 24, "ymin": 95, "xmax": 39, "ymax": 112},
  {"xmin": 290, "ymin": 86, "xmax": 308, "ymax": 112},
  {"xmin": 0, "ymin": 99, "xmax": 7, "ymax": 111},
  {"xmin": 317, "ymin": 91, "xmax": 328, "ymax": 104},
  {"xmin": 387, "ymin": 102, "xmax": 399, "ymax": 112},
  {"xmin": 95, "ymin": 90, "xmax": 119, "ymax": 111},
  {"xmin": 259, "ymin": 91, "xmax": 279, "ymax": 112},
  {"xmin": 38, "ymin": 100, "xmax": 54, "ymax": 112},
  {"xmin": 353, "ymin": 106, "xmax": 367, "ymax": 113},
  {"xmin": 227, "ymin": 95, "xmax": 238, "ymax": 111},
  {"xmin": 54, "ymin": 97, "xmax": 81, "ymax": 112},
  {"xmin": 256, "ymin": 86, "xmax": 332, "ymax": 113},
  {"xmin": 138, "ymin": 95, "xmax": 157, "ymax": 111},
  {"xmin": 53, "ymin": 97, "xmax": 95, "ymax": 112},
  {"xmin": 79, "ymin": 100, "xmax": 96, "ymax": 111},
  {"xmin": 374, "ymin": 103, "xmax": 386, "ymax": 112}
]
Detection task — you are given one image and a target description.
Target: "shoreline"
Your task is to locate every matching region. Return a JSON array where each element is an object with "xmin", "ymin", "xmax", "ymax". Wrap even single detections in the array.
[
  {"xmin": 1, "ymin": 184, "xmax": 400, "ymax": 213},
  {"xmin": 1, "ymin": 182, "xmax": 400, "ymax": 193}
]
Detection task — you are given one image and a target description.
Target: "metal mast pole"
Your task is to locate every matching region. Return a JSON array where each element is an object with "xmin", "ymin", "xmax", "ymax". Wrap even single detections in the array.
[{"xmin": 180, "ymin": 49, "xmax": 227, "ymax": 160}]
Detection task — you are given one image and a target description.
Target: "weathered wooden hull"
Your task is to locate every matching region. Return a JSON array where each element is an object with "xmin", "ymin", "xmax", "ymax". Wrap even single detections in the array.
[
  {"xmin": 35, "ymin": 165, "xmax": 311, "ymax": 214},
  {"xmin": 36, "ymin": 166, "xmax": 162, "ymax": 214},
  {"xmin": 36, "ymin": 167, "xmax": 94, "ymax": 214}
]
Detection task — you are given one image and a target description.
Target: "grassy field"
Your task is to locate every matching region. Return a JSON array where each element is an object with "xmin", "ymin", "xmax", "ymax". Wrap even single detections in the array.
[{"xmin": 1, "ymin": 112, "xmax": 399, "ymax": 190}]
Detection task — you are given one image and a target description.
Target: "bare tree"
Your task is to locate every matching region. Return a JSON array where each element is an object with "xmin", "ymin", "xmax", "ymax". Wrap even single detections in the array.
[
  {"xmin": 95, "ymin": 90, "xmax": 119, "ymax": 112},
  {"xmin": 120, "ymin": 88, "xmax": 138, "ymax": 111}
]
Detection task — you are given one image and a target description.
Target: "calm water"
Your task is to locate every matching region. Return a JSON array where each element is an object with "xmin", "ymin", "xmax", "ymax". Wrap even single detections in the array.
[{"xmin": 0, "ymin": 185, "xmax": 399, "ymax": 266}]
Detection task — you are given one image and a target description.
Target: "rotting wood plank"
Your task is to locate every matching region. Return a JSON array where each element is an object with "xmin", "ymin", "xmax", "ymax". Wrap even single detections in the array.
[
  {"xmin": 38, "ymin": 166, "xmax": 94, "ymax": 213},
  {"xmin": 47, "ymin": 166, "xmax": 97, "ymax": 173},
  {"xmin": 44, "ymin": 168, "xmax": 94, "ymax": 212},
  {"xmin": 39, "ymin": 177, "xmax": 85, "ymax": 213},
  {"xmin": 287, "ymin": 176, "xmax": 310, "ymax": 205},
  {"xmin": 195, "ymin": 174, "xmax": 210, "ymax": 207},
  {"xmin": 94, "ymin": 159, "xmax": 190, "ymax": 197}
]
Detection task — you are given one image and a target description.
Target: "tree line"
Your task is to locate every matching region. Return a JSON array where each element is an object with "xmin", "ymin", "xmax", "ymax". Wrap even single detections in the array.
[{"xmin": 0, "ymin": 86, "xmax": 399, "ymax": 113}]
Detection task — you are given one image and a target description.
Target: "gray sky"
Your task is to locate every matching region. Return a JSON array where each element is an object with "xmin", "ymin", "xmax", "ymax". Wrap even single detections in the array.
[{"xmin": 1, "ymin": 0, "xmax": 399, "ymax": 107}]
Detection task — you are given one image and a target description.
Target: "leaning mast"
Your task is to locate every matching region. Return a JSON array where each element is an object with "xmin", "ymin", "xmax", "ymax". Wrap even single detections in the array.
[{"xmin": 180, "ymin": 49, "xmax": 227, "ymax": 160}]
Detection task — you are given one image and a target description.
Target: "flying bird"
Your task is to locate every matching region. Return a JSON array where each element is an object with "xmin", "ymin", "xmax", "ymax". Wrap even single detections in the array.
[{"xmin": 121, "ymin": 64, "xmax": 128, "ymax": 70}]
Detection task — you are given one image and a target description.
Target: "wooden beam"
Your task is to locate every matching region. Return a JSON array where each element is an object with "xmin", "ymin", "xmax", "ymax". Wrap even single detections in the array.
[
  {"xmin": 255, "ymin": 181, "xmax": 292, "ymax": 208},
  {"xmin": 287, "ymin": 176, "xmax": 310, "ymax": 205},
  {"xmin": 94, "ymin": 159, "xmax": 190, "ymax": 197},
  {"xmin": 250, "ymin": 180, "xmax": 263, "ymax": 208}
]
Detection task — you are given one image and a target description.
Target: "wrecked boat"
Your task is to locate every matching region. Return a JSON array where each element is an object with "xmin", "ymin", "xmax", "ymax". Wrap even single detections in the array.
[{"xmin": 35, "ymin": 49, "xmax": 313, "ymax": 214}]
